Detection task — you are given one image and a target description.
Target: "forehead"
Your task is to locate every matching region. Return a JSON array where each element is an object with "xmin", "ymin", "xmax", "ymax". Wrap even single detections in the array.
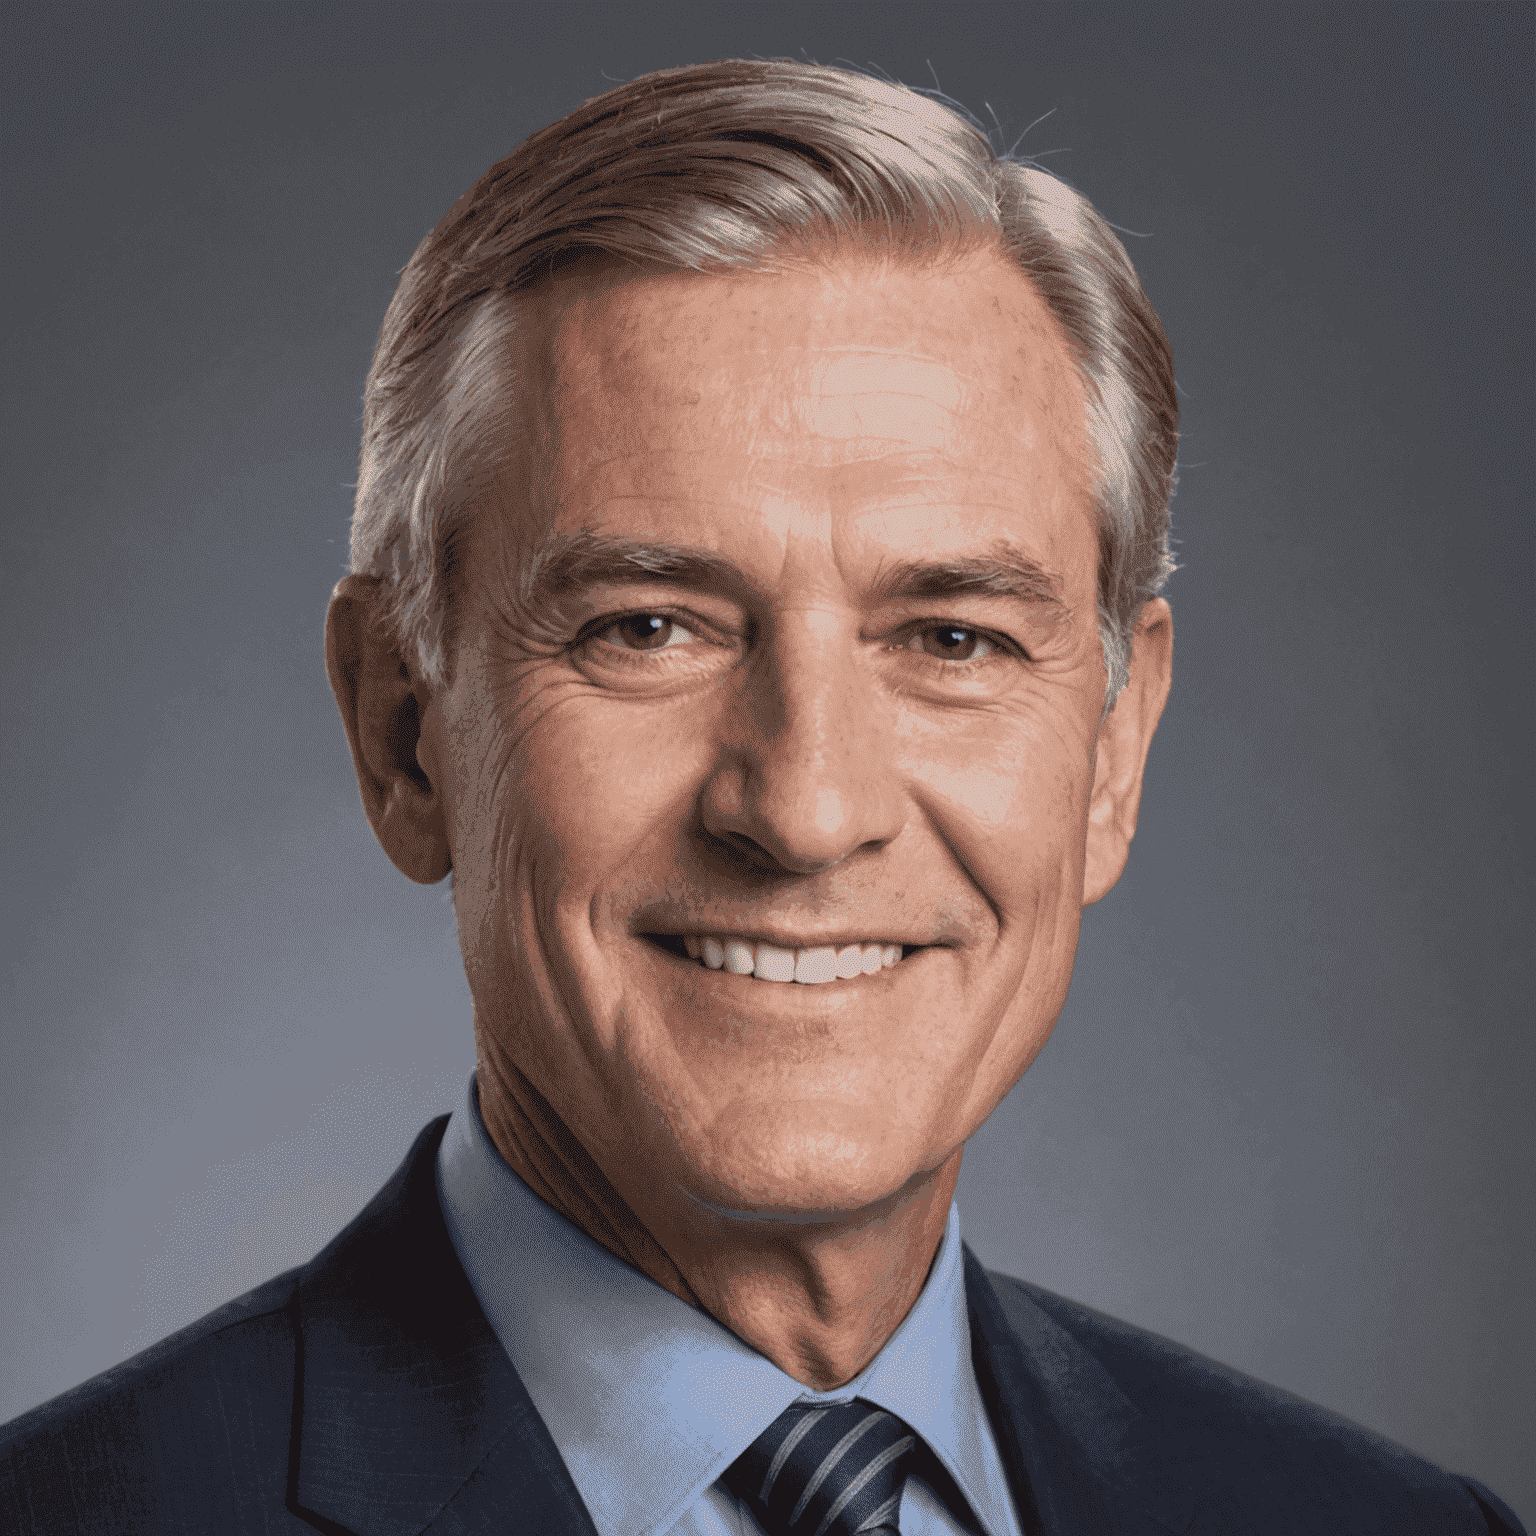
[{"xmin": 504, "ymin": 247, "xmax": 1094, "ymax": 576}]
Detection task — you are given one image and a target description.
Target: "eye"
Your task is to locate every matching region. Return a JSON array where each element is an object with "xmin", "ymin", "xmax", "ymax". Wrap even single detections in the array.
[
  {"xmin": 594, "ymin": 613, "xmax": 698, "ymax": 652},
  {"xmin": 907, "ymin": 625, "xmax": 999, "ymax": 662}
]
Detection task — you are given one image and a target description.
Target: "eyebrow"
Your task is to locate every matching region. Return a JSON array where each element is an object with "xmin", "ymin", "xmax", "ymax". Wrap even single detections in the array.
[
  {"xmin": 868, "ymin": 549, "xmax": 1068, "ymax": 615},
  {"xmin": 520, "ymin": 531, "xmax": 752, "ymax": 613},
  {"xmin": 520, "ymin": 529, "xmax": 1069, "ymax": 620}
]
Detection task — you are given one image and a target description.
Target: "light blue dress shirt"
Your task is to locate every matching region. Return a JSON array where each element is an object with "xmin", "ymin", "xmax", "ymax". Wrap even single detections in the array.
[{"xmin": 435, "ymin": 1074, "xmax": 1023, "ymax": 1536}]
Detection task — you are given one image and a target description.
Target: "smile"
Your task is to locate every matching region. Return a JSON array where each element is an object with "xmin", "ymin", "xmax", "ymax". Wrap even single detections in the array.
[{"xmin": 651, "ymin": 934, "xmax": 909, "ymax": 984}]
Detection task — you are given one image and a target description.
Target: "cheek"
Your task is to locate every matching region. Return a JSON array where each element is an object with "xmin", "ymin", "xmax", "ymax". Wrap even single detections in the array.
[
  {"xmin": 899, "ymin": 702, "xmax": 1093, "ymax": 917},
  {"xmin": 511, "ymin": 689, "xmax": 714, "ymax": 889}
]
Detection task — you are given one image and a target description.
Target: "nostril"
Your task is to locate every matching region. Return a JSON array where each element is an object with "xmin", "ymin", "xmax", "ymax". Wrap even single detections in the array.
[{"xmin": 712, "ymin": 830, "xmax": 781, "ymax": 873}]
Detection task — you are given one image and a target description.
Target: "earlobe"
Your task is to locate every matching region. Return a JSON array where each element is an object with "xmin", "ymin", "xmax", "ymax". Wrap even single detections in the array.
[
  {"xmin": 1081, "ymin": 599, "xmax": 1173, "ymax": 907},
  {"xmin": 324, "ymin": 575, "xmax": 453, "ymax": 885}
]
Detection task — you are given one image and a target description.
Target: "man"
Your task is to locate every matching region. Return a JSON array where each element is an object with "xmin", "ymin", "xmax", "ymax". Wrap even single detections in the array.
[{"xmin": 1, "ymin": 58, "xmax": 1523, "ymax": 1536}]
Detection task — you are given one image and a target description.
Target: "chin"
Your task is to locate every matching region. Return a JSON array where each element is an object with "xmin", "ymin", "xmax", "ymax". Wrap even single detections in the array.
[{"xmin": 672, "ymin": 1104, "xmax": 950, "ymax": 1223}]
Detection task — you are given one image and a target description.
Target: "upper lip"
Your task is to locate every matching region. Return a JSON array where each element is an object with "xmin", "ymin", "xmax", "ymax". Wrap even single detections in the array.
[{"xmin": 640, "ymin": 926, "xmax": 934, "ymax": 950}]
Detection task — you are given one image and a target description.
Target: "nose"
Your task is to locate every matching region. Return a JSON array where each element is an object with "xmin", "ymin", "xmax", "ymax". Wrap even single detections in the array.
[{"xmin": 699, "ymin": 611, "xmax": 905, "ymax": 875}]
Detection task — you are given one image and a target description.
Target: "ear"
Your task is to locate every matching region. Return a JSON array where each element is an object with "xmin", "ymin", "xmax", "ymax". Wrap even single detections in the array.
[
  {"xmin": 324, "ymin": 574, "xmax": 452, "ymax": 884},
  {"xmin": 1082, "ymin": 598, "xmax": 1173, "ymax": 906}
]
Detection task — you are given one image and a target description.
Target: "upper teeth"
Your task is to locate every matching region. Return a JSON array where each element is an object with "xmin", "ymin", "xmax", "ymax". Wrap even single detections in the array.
[{"xmin": 681, "ymin": 935, "xmax": 904, "ymax": 984}]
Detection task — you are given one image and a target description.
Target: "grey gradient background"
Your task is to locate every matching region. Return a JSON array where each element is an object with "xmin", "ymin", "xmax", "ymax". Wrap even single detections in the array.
[{"xmin": 3, "ymin": 0, "xmax": 1532, "ymax": 1517}]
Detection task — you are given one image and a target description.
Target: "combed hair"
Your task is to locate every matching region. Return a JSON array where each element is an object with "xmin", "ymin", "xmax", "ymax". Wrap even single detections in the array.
[{"xmin": 350, "ymin": 58, "xmax": 1178, "ymax": 707}]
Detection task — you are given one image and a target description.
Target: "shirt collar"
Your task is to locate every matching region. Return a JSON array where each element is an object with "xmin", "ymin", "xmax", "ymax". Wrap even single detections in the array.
[{"xmin": 436, "ymin": 1072, "xmax": 1016, "ymax": 1536}]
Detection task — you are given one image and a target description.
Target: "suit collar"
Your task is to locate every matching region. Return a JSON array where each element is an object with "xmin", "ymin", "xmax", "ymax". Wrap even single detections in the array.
[
  {"xmin": 287, "ymin": 1116, "xmax": 1198, "ymax": 1536},
  {"xmin": 963, "ymin": 1249, "xmax": 1197, "ymax": 1535},
  {"xmin": 290, "ymin": 1116, "xmax": 598, "ymax": 1536}
]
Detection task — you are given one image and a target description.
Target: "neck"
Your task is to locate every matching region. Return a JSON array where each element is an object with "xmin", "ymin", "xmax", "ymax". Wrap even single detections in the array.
[{"xmin": 475, "ymin": 1052, "xmax": 961, "ymax": 1390}]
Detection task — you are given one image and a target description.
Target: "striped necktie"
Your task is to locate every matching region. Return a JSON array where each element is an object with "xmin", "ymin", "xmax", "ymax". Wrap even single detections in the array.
[{"xmin": 723, "ymin": 1399, "xmax": 918, "ymax": 1535}]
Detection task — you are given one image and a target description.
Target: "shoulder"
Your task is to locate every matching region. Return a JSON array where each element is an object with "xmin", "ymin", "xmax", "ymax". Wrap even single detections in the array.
[
  {"xmin": 984, "ymin": 1268, "xmax": 1526, "ymax": 1535},
  {"xmin": 0, "ymin": 1117, "xmax": 457, "ymax": 1534},
  {"xmin": 0, "ymin": 1268, "xmax": 301, "ymax": 1532}
]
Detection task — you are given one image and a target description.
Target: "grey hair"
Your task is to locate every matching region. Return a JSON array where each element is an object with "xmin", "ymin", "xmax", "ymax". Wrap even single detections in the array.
[{"xmin": 349, "ymin": 58, "xmax": 1178, "ymax": 709}]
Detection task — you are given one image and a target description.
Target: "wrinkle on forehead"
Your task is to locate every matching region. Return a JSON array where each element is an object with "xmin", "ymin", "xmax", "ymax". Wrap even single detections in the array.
[
  {"xmin": 775, "ymin": 348, "xmax": 967, "ymax": 455},
  {"xmin": 511, "ymin": 249, "xmax": 1092, "ymax": 538}
]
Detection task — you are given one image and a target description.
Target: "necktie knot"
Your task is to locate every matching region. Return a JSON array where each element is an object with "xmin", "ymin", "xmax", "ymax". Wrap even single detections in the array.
[{"xmin": 724, "ymin": 1398, "xmax": 917, "ymax": 1536}]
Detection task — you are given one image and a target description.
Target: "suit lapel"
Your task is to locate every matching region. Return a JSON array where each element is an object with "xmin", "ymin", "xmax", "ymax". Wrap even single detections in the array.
[
  {"xmin": 286, "ymin": 1119, "xmax": 1202, "ymax": 1535},
  {"xmin": 964, "ymin": 1248, "xmax": 1197, "ymax": 1536},
  {"xmin": 290, "ymin": 1116, "xmax": 598, "ymax": 1536}
]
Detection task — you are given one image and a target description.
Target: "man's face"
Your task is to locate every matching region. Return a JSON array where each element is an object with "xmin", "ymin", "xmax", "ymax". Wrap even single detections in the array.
[{"xmin": 423, "ymin": 247, "xmax": 1116, "ymax": 1223}]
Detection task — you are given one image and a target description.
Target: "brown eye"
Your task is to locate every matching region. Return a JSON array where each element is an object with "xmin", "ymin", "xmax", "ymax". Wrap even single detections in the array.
[
  {"xmin": 601, "ymin": 613, "xmax": 695, "ymax": 651},
  {"xmin": 913, "ymin": 625, "xmax": 993, "ymax": 662}
]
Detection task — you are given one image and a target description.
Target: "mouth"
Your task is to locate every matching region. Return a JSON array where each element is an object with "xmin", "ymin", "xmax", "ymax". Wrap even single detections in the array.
[{"xmin": 642, "ymin": 932, "xmax": 916, "ymax": 985}]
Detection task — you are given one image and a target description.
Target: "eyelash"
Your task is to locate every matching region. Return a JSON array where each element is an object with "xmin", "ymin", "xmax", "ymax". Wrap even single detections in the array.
[
  {"xmin": 900, "ymin": 624, "xmax": 1021, "ymax": 669},
  {"xmin": 578, "ymin": 610, "xmax": 1024, "ymax": 671},
  {"xmin": 578, "ymin": 610, "xmax": 722, "ymax": 669}
]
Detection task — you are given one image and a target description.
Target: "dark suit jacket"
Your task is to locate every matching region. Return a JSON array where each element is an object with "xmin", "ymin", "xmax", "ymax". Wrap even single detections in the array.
[{"xmin": 1, "ymin": 1117, "xmax": 1524, "ymax": 1534}]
